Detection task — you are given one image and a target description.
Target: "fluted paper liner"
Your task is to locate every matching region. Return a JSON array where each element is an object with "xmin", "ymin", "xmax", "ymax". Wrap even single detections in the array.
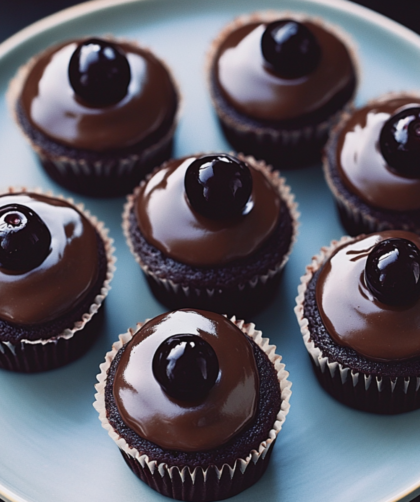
[
  {"xmin": 295, "ymin": 236, "xmax": 420, "ymax": 413},
  {"xmin": 206, "ymin": 11, "xmax": 360, "ymax": 160},
  {"xmin": 122, "ymin": 153, "xmax": 299, "ymax": 307},
  {"xmin": 0, "ymin": 186, "xmax": 116, "ymax": 371},
  {"xmin": 94, "ymin": 317, "xmax": 292, "ymax": 500}
]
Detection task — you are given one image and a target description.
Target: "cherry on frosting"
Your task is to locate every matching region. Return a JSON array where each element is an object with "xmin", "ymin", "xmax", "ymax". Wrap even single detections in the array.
[
  {"xmin": 68, "ymin": 38, "xmax": 131, "ymax": 106},
  {"xmin": 0, "ymin": 204, "xmax": 51, "ymax": 272},
  {"xmin": 152, "ymin": 334, "xmax": 219, "ymax": 401},
  {"xmin": 379, "ymin": 106, "xmax": 420, "ymax": 178},
  {"xmin": 365, "ymin": 238, "xmax": 420, "ymax": 306},
  {"xmin": 261, "ymin": 19, "xmax": 321, "ymax": 79},
  {"xmin": 184, "ymin": 154, "xmax": 253, "ymax": 220}
]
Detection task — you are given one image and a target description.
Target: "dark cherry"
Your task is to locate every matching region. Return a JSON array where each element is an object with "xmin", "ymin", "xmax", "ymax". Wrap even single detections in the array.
[
  {"xmin": 261, "ymin": 19, "xmax": 321, "ymax": 78},
  {"xmin": 365, "ymin": 238, "xmax": 420, "ymax": 306},
  {"xmin": 0, "ymin": 204, "xmax": 51, "ymax": 272},
  {"xmin": 68, "ymin": 38, "xmax": 131, "ymax": 106},
  {"xmin": 152, "ymin": 334, "xmax": 219, "ymax": 401},
  {"xmin": 380, "ymin": 106, "xmax": 420, "ymax": 178},
  {"xmin": 184, "ymin": 154, "xmax": 253, "ymax": 219}
]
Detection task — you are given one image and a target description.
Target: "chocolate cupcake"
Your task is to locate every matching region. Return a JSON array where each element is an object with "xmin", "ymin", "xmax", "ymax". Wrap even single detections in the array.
[
  {"xmin": 123, "ymin": 152, "xmax": 298, "ymax": 317},
  {"xmin": 8, "ymin": 37, "xmax": 180, "ymax": 197},
  {"xmin": 324, "ymin": 93, "xmax": 420, "ymax": 236},
  {"xmin": 0, "ymin": 188, "xmax": 115, "ymax": 372},
  {"xmin": 94, "ymin": 308, "xmax": 291, "ymax": 501},
  {"xmin": 295, "ymin": 230, "xmax": 420, "ymax": 414},
  {"xmin": 208, "ymin": 12, "xmax": 358, "ymax": 167}
]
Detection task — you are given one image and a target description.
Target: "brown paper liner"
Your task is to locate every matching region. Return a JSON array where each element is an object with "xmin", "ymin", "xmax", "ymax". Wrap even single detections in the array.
[
  {"xmin": 295, "ymin": 236, "xmax": 420, "ymax": 413},
  {"xmin": 7, "ymin": 37, "xmax": 181, "ymax": 197},
  {"xmin": 206, "ymin": 11, "xmax": 359, "ymax": 168},
  {"xmin": 122, "ymin": 153, "xmax": 299, "ymax": 317},
  {"xmin": 0, "ymin": 187, "xmax": 116, "ymax": 372},
  {"xmin": 94, "ymin": 317, "xmax": 292, "ymax": 501},
  {"xmin": 323, "ymin": 92, "xmax": 420, "ymax": 236},
  {"xmin": 36, "ymin": 126, "xmax": 176, "ymax": 197}
]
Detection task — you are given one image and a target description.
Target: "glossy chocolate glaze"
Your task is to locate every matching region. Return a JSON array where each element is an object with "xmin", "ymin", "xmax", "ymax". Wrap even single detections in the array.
[
  {"xmin": 337, "ymin": 96, "xmax": 420, "ymax": 211},
  {"xmin": 214, "ymin": 20, "xmax": 355, "ymax": 121},
  {"xmin": 316, "ymin": 230, "xmax": 420, "ymax": 362},
  {"xmin": 113, "ymin": 309, "xmax": 259, "ymax": 452},
  {"xmin": 20, "ymin": 39, "xmax": 177, "ymax": 151},
  {"xmin": 135, "ymin": 156, "xmax": 281, "ymax": 267},
  {"xmin": 0, "ymin": 193, "xmax": 98, "ymax": 324}
]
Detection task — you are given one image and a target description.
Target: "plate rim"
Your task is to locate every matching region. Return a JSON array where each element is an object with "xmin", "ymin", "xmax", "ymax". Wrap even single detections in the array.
[
  {"xmin": 2, "ymin": 0, "xmax": 420, "ymax": 60},
  {"xmin": 0, "ymin": 0, "xmax": 420, "ymax": 501}
]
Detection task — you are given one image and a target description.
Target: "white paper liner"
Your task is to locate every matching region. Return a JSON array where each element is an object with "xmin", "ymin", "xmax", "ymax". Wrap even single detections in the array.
[
  {"xmin": 323, "ymin": 91, "xmax": 420, "ymax": 235},
  {"xmin": 294, "ymin": 236, "xmax": 420, "ymax": 397},
  {"xmin": 94, "ymin": 316, "xmax": 292, "ymax": 485},
  {"xmin": 7, "ymin": 36, "xmax": 181, "ymax": 185},
  {"xmin": 122, "ymin": 153, "xmax": 299, "ymax": 299},
  {"xmin": 206, "ymin": 11, "xmax": 360, "ymax": 150},
  {"xmin": 0, "ymin": 186, "xmax": 116, "ymax": 357}
]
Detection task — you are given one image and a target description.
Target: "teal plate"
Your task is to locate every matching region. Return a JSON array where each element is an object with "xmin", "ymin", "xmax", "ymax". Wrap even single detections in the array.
[{"xmin": 0, "ymin": 0, "xmax": 420, "ymax": 501}]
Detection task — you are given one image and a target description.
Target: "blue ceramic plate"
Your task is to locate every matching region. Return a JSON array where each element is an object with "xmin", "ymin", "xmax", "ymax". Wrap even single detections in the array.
[{"xmin": 0, "ymin": 0, "xmax": 419, "ymax": 501}]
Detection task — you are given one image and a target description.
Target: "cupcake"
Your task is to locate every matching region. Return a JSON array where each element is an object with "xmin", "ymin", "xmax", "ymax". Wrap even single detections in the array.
[
  {"xmin": 295, "ymin": 230, "xmax": 420, "ymax": 414},
  {"xmin": 123, "ymin": 152, "xmax": 298, "ymax": 317},
  {"xmin": 207, "ymin": 12, "xmax": 358, "ymax": 167},
  {"xmin": 94, "ymin": 308, "xmax": 291, "ymax": 501},
  {"xmin": 8, "ymin": 37, "xmax": 180, "ymax": 197},
  {"xmin": 324, "ymin": 93, "xmax": 420, "ymax": 236},
  {"xmin": 0, "ymin": 188, "xmax": 115, "ymax": 372}
]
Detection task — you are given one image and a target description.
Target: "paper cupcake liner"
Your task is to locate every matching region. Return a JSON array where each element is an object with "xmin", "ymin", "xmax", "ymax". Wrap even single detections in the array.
[
  {"xmin": 323, "ymin": 120, "xmax": 382, "ymax": 236},
  {"xmin": 323, "ymin": 92, "xmax": 420, "ymax": 236},
  {"xmin": 36, "ymin": 125, "xmax": 176, "ymax": 197},
  {"xmin": 122, "ymin": 153, "xmax": 299, "ymax": 317},
  {"xmin": 295, "ymin": 236, "xmax": 420, "ymax": 413},
  {"xmin": 0, "ymin": 186, "xmax": 116, "ymax": 372},
  {"xmin": 7, "ymin": 37, "xmax": 181, "ymax": 197},
  {"xmin": 94, "ymin": 317, "xmax": 292, "ymax": 501},
  {"xmin": 207, "ymin": 11, "xmax": 359, "ymax": 167}
]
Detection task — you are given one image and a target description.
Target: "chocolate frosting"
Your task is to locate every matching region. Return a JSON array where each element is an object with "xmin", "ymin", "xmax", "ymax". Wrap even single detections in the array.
[
  {"xmin": 316, "ymin": 230, "xmax": 420, "ymax": 362},
  {"xmin": 113, "ymin": 309, "xmax": 259, "ymax": 452},
  {"xmin": 0, "ymin": 193, "xmax": 99, "ymax": 324},
  {"xmin": 20, "ymin": 39, "xmax": 177, "ymax": 151},
  {"xmin": 213, "ymin": 20, "xmax": 355, "ymax": 121},
  {"xmin": 135, "ymin": 156, "xmax": 281, "ymax": 267},
  {"xmin": 336, "ymin": 95, "xmax": 420, "ymax": 211}
]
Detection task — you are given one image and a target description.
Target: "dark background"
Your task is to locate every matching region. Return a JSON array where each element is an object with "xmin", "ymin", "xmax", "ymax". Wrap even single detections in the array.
[
  {"xmin": 0, "ymin": 1, "xmax": 419, "ymax": 502},
  {"xmin": 1, "ymin": 0, "xmax": 420, "ymax": 42}
]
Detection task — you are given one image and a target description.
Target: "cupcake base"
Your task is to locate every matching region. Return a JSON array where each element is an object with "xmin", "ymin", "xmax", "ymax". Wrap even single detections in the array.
[
  {"xmin": 14, "ymin": 101, "xmax": 176, "ymax": 198},
  {"xmin": 94, "ymin": 319, "xmax": 292, "ymax": 501},
  {"xmin": 323, "ymin": 97, "xmax": 420, "ymax": 237},
  {"xmin": 310, "ymin": 357, "xmax": 420, "ymax": 414},
  {"xmin": 295, "ymin": 238, "xmax": 420, "ymax": 414},
  {"xmin": 119, "ymin": 444, "xmax": 275, "ymax": 502},
  {"xmin": 0, "ymin": 307, "xmax": 105, "ymax": 373},
  {"xmin": 123, "ymin": 154, "xmax": 299, "ymax": 319},
  {"xmin": 8, "ymin": 39, "xmax": 180, "ymax": 198},
  {"xmin": 0, "ymin": 188, "xmax": 116, "ymax": 372},
  {"xmin": 142, "ymin": 243, "xmax": 284, "ymax": 318},
  {"xmin": 212, "ymin": 81, "xmax": 355, "ymax": 169},
  {"xmin": 207, "ymin": 12, "xmax": 358, "ymax": 169}
]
